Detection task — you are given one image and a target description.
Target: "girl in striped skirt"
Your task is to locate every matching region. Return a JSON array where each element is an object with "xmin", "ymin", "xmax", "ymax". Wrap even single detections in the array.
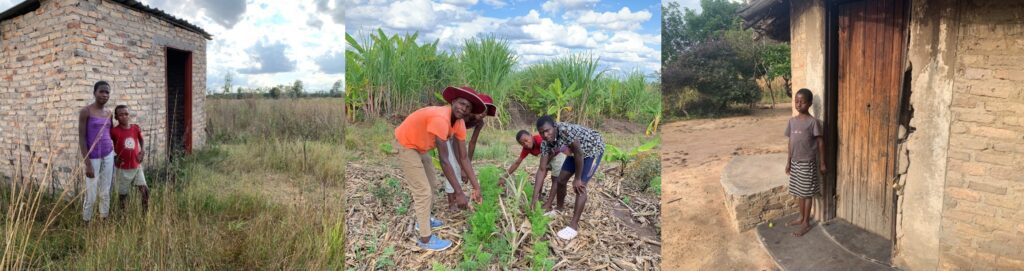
[{"xmin": 785, "ymin": 88, "xmax": 827, "ymax": 237}]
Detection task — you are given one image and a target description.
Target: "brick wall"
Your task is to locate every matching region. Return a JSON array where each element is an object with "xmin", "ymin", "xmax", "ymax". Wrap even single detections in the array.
[
  {"xmin": 0, "ymin": 0, "xmax": 207, "ymax": 189},
  {"xmin": 939, "ymin": 1, "xmax": 1024, "ymax": 270}
]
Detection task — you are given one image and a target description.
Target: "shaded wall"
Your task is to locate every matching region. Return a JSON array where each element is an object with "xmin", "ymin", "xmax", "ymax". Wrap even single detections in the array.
[{"xmin": 936, "ymin": 0, "xmax": 1024, "ymax": 269}]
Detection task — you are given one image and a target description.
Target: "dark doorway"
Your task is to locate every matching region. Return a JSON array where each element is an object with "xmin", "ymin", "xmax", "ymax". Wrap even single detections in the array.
[
  {"xmin": 166, "ymin": 47, "xmax": 193, "ymax": 160},
  {"xmin": 825, "ymin": 0, "xmax": 908, "ymax": 242}
]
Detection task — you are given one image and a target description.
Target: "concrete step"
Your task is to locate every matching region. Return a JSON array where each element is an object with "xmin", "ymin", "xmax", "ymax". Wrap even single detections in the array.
[{"xmin": 756, "ymin": 214, "xmax": 898, "ymax": 271}]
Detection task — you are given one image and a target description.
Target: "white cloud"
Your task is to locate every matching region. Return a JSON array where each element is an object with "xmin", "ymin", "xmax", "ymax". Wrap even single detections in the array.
[
  {"xmin": 482, "ymin": 0, "xmax": 507, "ymax": 8},
  {"xmin": 0, "ymin": 0, "xmax": 344, "ymax": 91},
  {"xmin": 540, "ymin": 0, "xmax": 598, "ymax": 13},
  {"xmin": 441, "ymin": 0, "xmax": 478, "ymax": 6},
  {"xmin": 384, "ymin": 0, "xmax": 438, "ymax": 31},
  {"xmin": 574, "ymin": 7, "xmax": 651, "ymax": 31},
  {"xmin": 346, "ymin": 1, "xmax": 661, "ymax": 76}
]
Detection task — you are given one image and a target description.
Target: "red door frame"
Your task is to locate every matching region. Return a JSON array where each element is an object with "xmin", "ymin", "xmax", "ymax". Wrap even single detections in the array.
[
  {"xmin": 166, "ymin": 47, "xmax": 193, "ymax": 155},
  {"xmin": 184, "ymin": 50, "xmax": 193, "ymax": 154}
]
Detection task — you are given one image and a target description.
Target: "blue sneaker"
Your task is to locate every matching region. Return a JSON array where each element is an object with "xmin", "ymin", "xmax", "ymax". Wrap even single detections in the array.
[
  {"xmin": 415, "ymin": 216, "xmax": 444, "ymax": 231},
  {"xmin": 416, "ymin": 235, "xmax": 453, "ymax": 251}
]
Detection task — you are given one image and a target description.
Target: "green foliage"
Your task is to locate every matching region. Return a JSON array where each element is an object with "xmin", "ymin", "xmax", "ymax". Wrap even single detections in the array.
[
  {"xmin": 530, "ymin": 241, "xmax": 554, "ymax": 271},
  {"xmin": 346, "ymin": 29, "xmax": 658, "ymax": 127},
  {"xmin": 531, "ymin": 78, "xmax": 580, "ymax": 122},
  {"xmin": 649, "ymin": 176, "xmax": 662, "ymax": 195},
  {"xmin": 432, "ymin": 262, "xmax": 454, "ymax": 271},
  {"xmin": 325, "ymin": 221, "xmax": 345, "ymax": 270},
  {"xmin": 375, "ymin": 246, "xmax": 396, "ymax": 269},
  {"xmin": 525, "ymin": 202, "xmax": 553, "ymax": 270},
  {"xmin": 378, "ymin": 143, "xmax": 394, "ymax": 154},
  {"xmin": 460, "ymin": 36, "xmax": 518, "ymax": 126},
  {"xmin": 269, "ymin": 86, "xmax": 282, "ymax": 99},
  {"xmin": 459, "ymin": 166, "xmax": 510, "ymax": 270},
  {"xmin": 292, "ymin": 80, "xmax": 304, "ymax": 98},
  {"xmin": 604, "ymin": 138, "xmax": 660, "ymax": 176},
  {"xmin": 663, "ymin": 37, "xmax": 761, "ymax": 117},
  {"xmin": 624, "ymin": 153, "xmax": 662, "ymax": 193},
  {"xmin": 329, "ymin": 80, "xmax": 342, "ymax": 96},
  {"xmin": 663, "ymin": 0, "xmax": 745, "ymax": 63},
  {"xmin": 370, "ymin": 177, "xmax": 410, "ymax": 213},
  {"xmin": 663, "ymin": 0, "xmax": 792, "ymax": 117},
  {"xmin": 345, "ymin": 30, "xmax": 458, "ymax": 121},
  {"xmin": 223, "ymin": 71, "xmax": 234, "ymax": 94},
  {"xmin": 757, "ymin": 43, "xmax": 793, "ymax": 106}
]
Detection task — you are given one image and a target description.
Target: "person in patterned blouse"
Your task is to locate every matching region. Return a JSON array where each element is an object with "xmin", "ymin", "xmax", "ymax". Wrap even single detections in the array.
[{"xmin": 530, "ymin": 115, "xmax": 605, "ymax": 240}]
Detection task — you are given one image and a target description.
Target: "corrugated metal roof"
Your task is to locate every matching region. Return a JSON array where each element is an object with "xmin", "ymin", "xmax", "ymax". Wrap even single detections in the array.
[
  {"xmin": 738, "ymin": 0, "xmax": 790, "ymax": 41},
  {"xmin": 0, "ymin": 0, "xmax": 211, "ymax": 40}
]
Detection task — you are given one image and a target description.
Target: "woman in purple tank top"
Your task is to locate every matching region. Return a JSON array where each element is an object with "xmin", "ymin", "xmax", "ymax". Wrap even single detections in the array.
[{"xmin": 79, "ymin": 81, "xmax": 115, "ymax": 222}]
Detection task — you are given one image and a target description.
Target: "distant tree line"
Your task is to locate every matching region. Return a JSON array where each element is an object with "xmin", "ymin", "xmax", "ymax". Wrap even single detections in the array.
[{"xmin": 207, "ymin": 72, "xmax": 343, "ymax": 99}]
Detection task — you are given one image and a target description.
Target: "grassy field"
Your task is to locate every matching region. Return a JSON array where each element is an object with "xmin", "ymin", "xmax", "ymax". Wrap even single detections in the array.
[
  {"xmin": 2, "ymin": 98, "xmax": 345, "ymax": 270},
  {"xmin": 345, "ymin": 120, "xmax": 661, "ymax": 270}
]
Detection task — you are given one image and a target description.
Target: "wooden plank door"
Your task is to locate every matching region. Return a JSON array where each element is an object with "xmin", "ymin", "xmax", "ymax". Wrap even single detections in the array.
[{"xmin": 834, "ymin": 0, "xmax": 907, "ymax": 239}]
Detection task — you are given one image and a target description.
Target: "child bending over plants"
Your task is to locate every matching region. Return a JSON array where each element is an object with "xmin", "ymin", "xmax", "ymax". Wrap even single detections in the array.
[
  {"xmin": 530, "ymin": 115, "xmax": 605, "ymax": 240},
  {"xmin": 393, "ymin": 86, "xmax": 485, "ymax": 251},
  {"xmin": 502, "ymin": 130, "xmax": 567, "ymax": 189}
]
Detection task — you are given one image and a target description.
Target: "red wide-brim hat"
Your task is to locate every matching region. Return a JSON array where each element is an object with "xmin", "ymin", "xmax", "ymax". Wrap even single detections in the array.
[
  {"xmin": 442, "ymin": 86, "xmax": 486, "ymax": 114},
  {"xmin": 476, "ymin": 93, "xmax": 497, "ymax": 117}
]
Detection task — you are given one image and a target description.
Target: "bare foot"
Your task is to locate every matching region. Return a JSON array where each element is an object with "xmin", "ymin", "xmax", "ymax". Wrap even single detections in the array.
[
  {"xmin": 792, "ymin": 224, "xmax": 812, "ymax": 237},
  {"xmin": 787, "ymin": 218, "xmax": 802, "ymax": 227}
]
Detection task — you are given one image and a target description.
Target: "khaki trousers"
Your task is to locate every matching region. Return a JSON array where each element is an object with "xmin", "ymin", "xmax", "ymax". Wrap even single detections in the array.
[{"xmin": 396, "ymin": 140, "xmax": 441, "ymax": 238}]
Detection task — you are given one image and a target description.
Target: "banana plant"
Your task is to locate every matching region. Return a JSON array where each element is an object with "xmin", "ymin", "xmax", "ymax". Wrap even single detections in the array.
[
  {"xmin": 644, "ymin": 102, "xmax": 662, "ymax": 136},
  {"xmin": 534, "ymin": 78, "xmax": 581, "ymax": 122},
  {"xmin": 604, "ymin": 138, "xmax": 660, "ymax": 176}
]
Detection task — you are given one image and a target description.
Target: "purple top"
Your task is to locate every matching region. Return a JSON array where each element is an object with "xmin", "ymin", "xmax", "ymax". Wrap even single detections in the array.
[{"xmin": 86, "ymin": 116, "xmax": 113, "ymax": 159}]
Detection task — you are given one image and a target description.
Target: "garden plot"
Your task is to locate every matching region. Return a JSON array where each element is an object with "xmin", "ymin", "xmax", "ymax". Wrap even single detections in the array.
[{"xmin": 345, "ymin": 129, "xmax": 661, "ymax": 270}]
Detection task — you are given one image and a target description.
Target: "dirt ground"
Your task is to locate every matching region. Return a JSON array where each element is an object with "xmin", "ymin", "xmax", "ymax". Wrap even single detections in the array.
[
  {"xmin": 660, "ymin": 106, "xmax": 792, "ymax": 270},
  {"xmin": 345, "ymin": 127, "xmax": 661, "ymax": 270}
]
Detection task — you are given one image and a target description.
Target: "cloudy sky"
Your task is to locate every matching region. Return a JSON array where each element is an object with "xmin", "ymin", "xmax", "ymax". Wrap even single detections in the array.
[
  {"xmin": 0, "ymin": 0, "xmax": 345, "ymax": 92},
  {"xmin": 664, "ymin": 0, "xmax": 702, "ymax": 12},
  {"xmin": 346, "ymin": 0, "xmax": 661, "ymax": 76}
]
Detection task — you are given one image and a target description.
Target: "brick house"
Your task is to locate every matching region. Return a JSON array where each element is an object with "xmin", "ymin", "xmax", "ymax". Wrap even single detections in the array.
[
  {"xmin": 741, "ymin": 0, "xmax": 1023, "ymax": 270},
  {"xmin": 1, "ymin": 0, "xmax": 210, "ymax": 189}
]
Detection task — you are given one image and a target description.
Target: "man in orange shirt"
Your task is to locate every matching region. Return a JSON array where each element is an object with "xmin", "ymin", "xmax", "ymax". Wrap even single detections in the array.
[{"xmin": 393, "ymin": 86, "xmax": 484, "ymax": 251}]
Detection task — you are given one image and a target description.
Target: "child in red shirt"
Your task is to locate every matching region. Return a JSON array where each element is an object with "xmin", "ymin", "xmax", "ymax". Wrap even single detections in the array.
[
  {"xmin": 110, "ymin": 105, "xmax": 149, "ymax": 213},
  {"xmin": 502, "ymin": 130, "xmax": 566, "ymax": 187}
]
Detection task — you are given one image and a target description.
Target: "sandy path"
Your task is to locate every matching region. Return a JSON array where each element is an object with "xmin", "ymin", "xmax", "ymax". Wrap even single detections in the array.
[{"xmin": 660, "ymin": 107, "xmax": 792, "ymax": 270}]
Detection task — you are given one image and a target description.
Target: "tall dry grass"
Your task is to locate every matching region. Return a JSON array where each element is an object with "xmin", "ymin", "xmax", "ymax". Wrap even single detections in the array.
[{"xmin": 2, "ymin": 98, "xmax": 345, "ymax": 269}]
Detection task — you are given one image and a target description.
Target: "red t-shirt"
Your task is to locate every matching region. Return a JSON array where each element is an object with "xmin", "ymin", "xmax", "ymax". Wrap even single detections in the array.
[
  {"xmin": 110, "ymin": 124, "xmax": 143, "ymax": 169},
  {"xmin": 518, "ymin": 134, "xmax": 543, "ymax": 159}
]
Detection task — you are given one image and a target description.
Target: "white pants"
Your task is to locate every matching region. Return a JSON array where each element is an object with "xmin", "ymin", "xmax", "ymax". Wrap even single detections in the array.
[
  {"xmin": 443, "ymin": 139, "xmax": 461, "ymax": 194},
  {"xmin": 83, "ymin": 153, "xmax": 113, "ymax": 221}
]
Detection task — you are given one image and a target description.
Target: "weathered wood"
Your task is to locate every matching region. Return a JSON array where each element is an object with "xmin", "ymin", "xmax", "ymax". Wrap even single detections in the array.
[{"xmin": 834, "ymin": 0, "xmax": 908, "ymax": 240}]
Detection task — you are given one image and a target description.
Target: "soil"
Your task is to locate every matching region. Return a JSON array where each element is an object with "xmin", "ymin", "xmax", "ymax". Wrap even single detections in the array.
[
  {"xmin": 660, "ymin": 106, "xmax": 791, "ymax": 270},
  {"xmin": 345, "ymin": 149, "xmax": 662, "ymax": 270}
]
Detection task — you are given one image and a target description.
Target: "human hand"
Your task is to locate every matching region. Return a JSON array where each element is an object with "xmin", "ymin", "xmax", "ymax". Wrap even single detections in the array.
[
  {"xmin": 85, "ymin": 163, "xmax": 95, "ymax": 178},
  {"xmin": 138, "ymin": 150, "xmax": 145, "ymax": 162},
  {"xmin": 573, "ymin": 178, "xmax": 585, "ymax": 193},
  {"xmin": 820, "ymin": 163, "xmax": 827, "ymax": 174},
  {"xmin": 472, "ymin": 188, "xmax": 482, "ymax": 203},
  {"xmin": 785, "ymin": 164, "xmax": 791, "ymax": 176},
  {"xmin": 455, "ymin": 192, "xmax": 470, "ymax": 209}
]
